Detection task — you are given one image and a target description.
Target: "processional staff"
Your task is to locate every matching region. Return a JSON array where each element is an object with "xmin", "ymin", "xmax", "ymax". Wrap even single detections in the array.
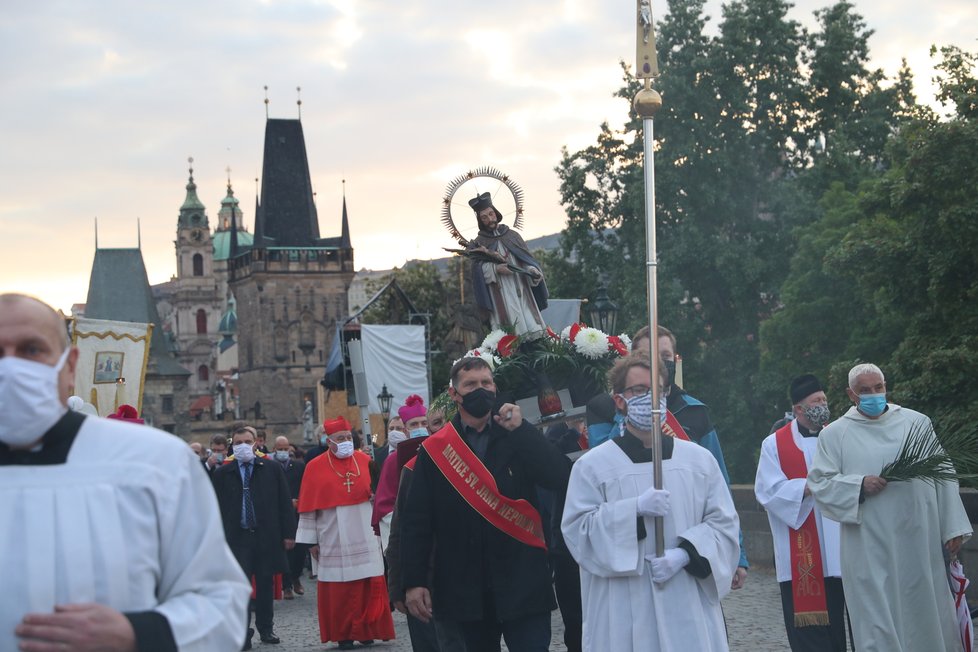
[{"xmin": 634, "ymin": 0, "xmax": 665, "ymax": 558}]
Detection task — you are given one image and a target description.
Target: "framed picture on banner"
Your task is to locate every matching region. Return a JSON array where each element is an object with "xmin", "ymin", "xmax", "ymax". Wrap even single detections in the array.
[{"xmin": 93, "ymin": 351, "xmax": 125, "ymax": 384}]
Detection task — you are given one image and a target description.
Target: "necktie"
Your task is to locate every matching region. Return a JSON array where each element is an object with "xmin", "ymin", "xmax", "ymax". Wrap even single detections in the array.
[{"xmin": 242, "ymin": 463, "xmax": 257, "ymax": 528}]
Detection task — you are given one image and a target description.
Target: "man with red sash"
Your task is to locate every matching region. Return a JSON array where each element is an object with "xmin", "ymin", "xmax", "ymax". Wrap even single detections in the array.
[
  {"xmin": 296, "ymin": 416, "xmax": 395, "ymax": 650},
  {"xmin": 401, "ymin": 356, "xmax": 571, "ymax": 651},
  {"xmin": 754, "ymin": 375, "xmax": 845, "ymax": 651}
]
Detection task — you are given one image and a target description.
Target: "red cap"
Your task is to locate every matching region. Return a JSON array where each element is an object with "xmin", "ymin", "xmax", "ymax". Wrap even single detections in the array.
[
  {"xmin": 106, "ymin": 404, "xmax": 144, "ymax": 424},
  {"xmin": 322, "ymin": 416, "xmax": 352, "ymax": 435}
]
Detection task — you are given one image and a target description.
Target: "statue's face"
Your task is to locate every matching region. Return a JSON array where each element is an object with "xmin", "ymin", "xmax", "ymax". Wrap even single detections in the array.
[{"xmin": 477, "ymin": 207, "xmax": 498, "ymax": 230}]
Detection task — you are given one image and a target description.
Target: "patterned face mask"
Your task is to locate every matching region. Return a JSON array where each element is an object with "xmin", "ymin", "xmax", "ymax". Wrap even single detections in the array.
[
  {"xmin": 624, "ymin": 392, "xmax": 655, "ymax": 432},
  {"xmin": 803, "ymin": 403, "xmax": 831, "ymax": 428}
]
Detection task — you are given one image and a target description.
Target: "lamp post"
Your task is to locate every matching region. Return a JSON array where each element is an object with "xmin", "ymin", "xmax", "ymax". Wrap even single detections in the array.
[
  {"xmin": 377, "ymin": 384, "xmax": 394, "ymax": 436},
  {"xmin": 587, "ymin": 281, "xmax": 619, "ymax": 335}
]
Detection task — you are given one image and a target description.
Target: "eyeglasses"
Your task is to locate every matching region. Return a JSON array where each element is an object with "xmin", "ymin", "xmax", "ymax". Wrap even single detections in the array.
[{"xmin": 622, "ymin": 385, "xmax": 651, "ymax": 397}]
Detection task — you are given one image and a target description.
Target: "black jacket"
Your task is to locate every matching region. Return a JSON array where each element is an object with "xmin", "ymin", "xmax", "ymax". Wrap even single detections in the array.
[
  {"xmin": 400, "ymin": 414, "xmax": 570, "ymax": 622},
  {"xmin": 212, "ymin": 457, "xmax": 297, "ymax": 574}
]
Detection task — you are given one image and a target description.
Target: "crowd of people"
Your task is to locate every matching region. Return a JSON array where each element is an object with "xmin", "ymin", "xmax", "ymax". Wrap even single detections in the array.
[{"xmin": 1, "ymin": 291, "xmax": 974, "ymax": 652}]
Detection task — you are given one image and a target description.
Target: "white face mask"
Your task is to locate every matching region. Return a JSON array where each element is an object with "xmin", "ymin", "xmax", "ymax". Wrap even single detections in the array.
[
  {"xmin": 0, "ymin": 348, "xmax": 70, "ymax": 448},
  {"xmin": 333, "ymin": 440, "xmax": 355, "ymax": 458},
  {"xmin": 233, "ymin": 443, "xmax": 256, "ymax": 463},
  {"xmin": 388, "ymin": 430, "xmax": 408, "ymax": 448}
]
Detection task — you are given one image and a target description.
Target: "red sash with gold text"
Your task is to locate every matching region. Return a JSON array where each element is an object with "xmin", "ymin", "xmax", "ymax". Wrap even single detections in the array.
[
  {"xmin": 775, "ymin": 422, "xmax": 829, "ymax": 627},
  {"xmin": 662, "ymin": 410, "xmax": 690, "ymax": 441},
  {"xmin": 421, "ymin": 424, "xmax": 547, "ymax": 550}
]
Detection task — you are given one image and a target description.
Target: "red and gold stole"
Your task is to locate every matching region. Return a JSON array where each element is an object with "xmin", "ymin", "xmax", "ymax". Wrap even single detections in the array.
[
  {"xmin": 421, "ymin": 423, "xmax": 547, "ymax": 550},
  {"xmin": 661, "ymin": 410, "xmax": 690, "ymax": 441},
  {"xmin": 775, "ymin": 422, "xmax": 829, "ymax": 626}
]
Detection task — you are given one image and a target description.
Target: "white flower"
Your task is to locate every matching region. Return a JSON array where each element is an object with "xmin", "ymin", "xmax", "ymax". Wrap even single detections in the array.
[
  {"xmin": 560, "ymin": 325, "xmax": 573, "ymax": 341},
  {"xmin": 619, "ymin": 333, "xmax": 632, "ymax": 352},
  {"xmin": 574, "ymin": 327, "xmax": 610, "ymax": 359},
  {"xmin": 482, "ymin": 329, "xmax": 507, "ymax": 351}
]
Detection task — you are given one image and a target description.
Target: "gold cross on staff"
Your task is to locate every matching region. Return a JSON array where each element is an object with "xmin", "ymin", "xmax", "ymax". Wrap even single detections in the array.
[
  {"xmin": 343, "ymin": 474, "xmax": 355, "ymax": 493},
  {"xmin": 636, "ymin": 0, "xmax": 659, "ymax": 79}
]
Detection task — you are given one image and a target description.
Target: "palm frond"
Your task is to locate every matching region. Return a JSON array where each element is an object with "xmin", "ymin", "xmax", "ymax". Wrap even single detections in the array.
[{"xmin": 880, "ymin": 420, "xmax": 978, "ymax": 485}]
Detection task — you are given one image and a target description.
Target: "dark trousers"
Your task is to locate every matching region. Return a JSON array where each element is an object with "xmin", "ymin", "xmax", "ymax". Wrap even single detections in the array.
[
  {"xmin": 230, "ymin": 530, "xmax": 274, "ymax": 639},
  {"xmin": 282, "ymin": 542, "xmax": 308, "ymax": 590},
  {"xmin": 779, "ymin": 577, "xmax": 847, "ymax": 651},
  {"xmin": 552, "ymin": 553, "xmax": 582, "ymax": 652},
  {"xmin": 406, "ymin": 613, "xmax": 441, "ymax": 652},
  {"xmin": 457, "ymin": 611, "xmax": 550, "ymax": 652}
]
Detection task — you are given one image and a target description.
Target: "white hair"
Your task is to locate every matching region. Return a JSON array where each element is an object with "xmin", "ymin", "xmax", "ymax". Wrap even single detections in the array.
[{"xmin": 848, "ymin": 363, "xmax": 885, "ymax": 389}]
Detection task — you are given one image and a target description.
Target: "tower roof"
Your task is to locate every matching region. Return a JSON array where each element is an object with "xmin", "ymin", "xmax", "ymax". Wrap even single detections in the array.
[
  {"xmin": 253, "ymin": 119, "xmax": 320, "ymax": 247},
  {"xmin": 85, "ymin": 248, "xmax": 190, "ymax": 377},
  {"xmin": 178, "ymin": 158, "xmax": 208, "ymax": 230}
]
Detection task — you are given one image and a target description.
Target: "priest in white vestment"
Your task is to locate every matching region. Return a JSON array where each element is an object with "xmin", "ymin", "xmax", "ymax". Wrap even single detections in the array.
[
  {"xmin": 808, "ymin": 363, "xmax": 972, "ymax": 652},
  {"xmin": 754, "ymin": 374, "xmax": 845, "ymax": 651},
  {"xmin": 0, "ymin": 293, "xmax": 251, "ymax": 652},
  {"xmin": 562, "ymin": 355, "xmax": 740, "ymax": 652}
]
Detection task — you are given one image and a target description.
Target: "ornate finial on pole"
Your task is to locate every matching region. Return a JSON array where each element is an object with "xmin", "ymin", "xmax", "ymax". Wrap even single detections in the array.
[
  {"xmin": 297, "ymin": 86, "xmax": 302, "ymax": 120},
  {"xmin": 634, "ymin": 0, "xmax": 665, "ymax": 559},
  {"xmin": 188, "ymin": 156, "xmax": 194, "ymax": 180},
  {"xmin": 264, "ymin": 85, "xmax": 270, "ymax": 119},
  {"xmin": 636, "ymin": 0, "xmax": 659, "ymax": 79}
]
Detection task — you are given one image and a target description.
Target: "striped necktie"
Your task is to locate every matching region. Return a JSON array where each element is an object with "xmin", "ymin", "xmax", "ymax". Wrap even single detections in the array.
[{"xmin": 242, "ymin": 462, "xmax": 257, "ymax": 528}]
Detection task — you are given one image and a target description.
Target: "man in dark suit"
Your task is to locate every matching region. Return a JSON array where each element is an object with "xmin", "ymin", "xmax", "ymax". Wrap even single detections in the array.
[
  {"xmin": 271, "ymin": 435, "xmax": 306, "ymax": 599},
  {"xmin": 213, "ymin": 423, "xmax": 297, "ymax": 650},
  {"xmin": 203, "ymin": 432, "xmax": 228, "ymax": 475}
]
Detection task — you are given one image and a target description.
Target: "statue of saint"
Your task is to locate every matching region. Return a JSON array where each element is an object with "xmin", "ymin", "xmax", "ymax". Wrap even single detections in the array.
[
  {"xmin": 302, "ymin": 400, "xmax": 314, "ymax": 443},
  {"xmin": 467, "ymin": 192, "xmax": 548, "ymax": 337}
]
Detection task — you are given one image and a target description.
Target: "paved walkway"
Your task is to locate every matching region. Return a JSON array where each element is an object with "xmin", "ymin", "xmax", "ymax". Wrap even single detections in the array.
[{"xmin": 264, "ymin": 568, "xmax": 792, "ymax": 651}]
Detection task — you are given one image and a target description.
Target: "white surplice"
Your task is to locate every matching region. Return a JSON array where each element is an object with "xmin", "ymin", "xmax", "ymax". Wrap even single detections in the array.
[
  {"xmin": 0, "ymin": 416, "xmax": 251, "ymax": 651},
  {"xmin": 561, "ymin": 437, "xmax": 741, "ymax": 652},
  {"xmin": 295, "ymin": 502, "xmax": 384, "ymax": 582},
  {"xmin": 808, "ymin": 404, "xmax": 973, "ymax": 652},
  {"xmin": 754, "ymin": 420, "xmax": 841, "ymax": 583}
]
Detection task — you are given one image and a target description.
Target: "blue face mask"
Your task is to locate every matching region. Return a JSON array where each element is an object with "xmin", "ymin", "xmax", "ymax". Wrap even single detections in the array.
[
  {"xmin": 320, "ymin": 434, "xmax": 328, "ymax": 446},
  {"xmin": 409, "ymin": 427, "xmax": 428, "ymax": 439},
  {"xmin": 858, "ymin": 393, "xmax": 887, "ymax": 417}
]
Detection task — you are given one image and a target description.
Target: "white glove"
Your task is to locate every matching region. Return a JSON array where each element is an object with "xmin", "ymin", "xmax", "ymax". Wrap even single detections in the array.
[
  {"xmin": 647, "ymin": 547, "xmax": 690, "ymax": 583},
  {"xmin": 636, "ymin": 487, "xmax": 671, "ymax": 517}
]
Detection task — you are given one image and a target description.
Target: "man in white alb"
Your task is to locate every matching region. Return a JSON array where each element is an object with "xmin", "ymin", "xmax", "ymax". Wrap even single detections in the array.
[
  {"xmin": 754, "ymin": 374, "xmax": 844, "ymax": 651},
  {"xmin": 0, "ymin": 293, "xmax": 251, "ymax": 652},
  {"xmin": 808, "ymin": 362, "xmax": 972, "ymax": 651},
  {"xmin": 562, "ymin": 354, "xmax": 740, "ymax": 652}
]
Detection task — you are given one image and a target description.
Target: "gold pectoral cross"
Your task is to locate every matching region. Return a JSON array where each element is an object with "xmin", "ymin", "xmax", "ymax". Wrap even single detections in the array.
[{"xmin": 343, "ymin": 474, "xmax": 355, "ymax": 493}]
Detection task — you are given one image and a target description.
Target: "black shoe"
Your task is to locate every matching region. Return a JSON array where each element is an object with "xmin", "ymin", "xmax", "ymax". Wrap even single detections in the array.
[
  {"xmin": 338, "ymin": 642, "xmax": 355, "ymax": 650},
  {"xmin": 242, "ymin": 628, "xmax": 254, "ymax": 651},
  {"xmin": 259, "ymin": 631, "xmax": 281, "ymax": 644}
]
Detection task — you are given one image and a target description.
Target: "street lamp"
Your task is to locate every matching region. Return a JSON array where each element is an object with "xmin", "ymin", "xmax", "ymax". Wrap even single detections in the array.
[
  {"xmin": 588, "ymin": 280, "xmax": 620, "ymax": 335},
  {"xmin": 377, "ymin": 384, "xmax": 394, "ymax": 433}
]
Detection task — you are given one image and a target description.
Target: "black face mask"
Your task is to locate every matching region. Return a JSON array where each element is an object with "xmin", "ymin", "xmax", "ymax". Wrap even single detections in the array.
[
  {"xmin": 460, "ymin": 387, "xmax": 495, "ymax": 418},
  {"xmin": 663, "ymin": 359, "xmax": 676, "ymax": 388}
]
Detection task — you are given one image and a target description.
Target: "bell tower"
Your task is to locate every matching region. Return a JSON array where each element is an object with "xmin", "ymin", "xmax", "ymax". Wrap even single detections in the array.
[{"xmin": 175, "ymin": 157, "xmax": 213, "ymax": 280}]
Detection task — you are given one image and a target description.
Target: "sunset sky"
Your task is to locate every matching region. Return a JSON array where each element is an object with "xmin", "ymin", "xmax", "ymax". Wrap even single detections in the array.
[{"xmin": 2, "ymin": 0, "xmax": 974, "ymax": 313}]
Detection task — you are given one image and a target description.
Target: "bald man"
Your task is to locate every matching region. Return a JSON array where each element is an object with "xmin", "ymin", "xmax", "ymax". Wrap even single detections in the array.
[
  {"xmin": 272, "ymin": 434, "xmax": 307, "ymax": 599},
  {"xmin": 0, "ymin": 293, "xmax": 251, "ymax": 652}
]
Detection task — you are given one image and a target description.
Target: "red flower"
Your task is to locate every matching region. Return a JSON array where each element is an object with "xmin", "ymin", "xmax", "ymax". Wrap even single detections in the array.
[
  {"xmin": 546, "ymin": 327, "xmax": 560, "ymax": 340},
  {"xmin": 497, "ymin": 334, "xmax": 518, "ymax": 358},
  {"xmin": 568, "ymin": 322, "xmax": 583, "ymax": 343},
  {"xmin": 608, "ymin": 335, "xmax": 628, "ymax": 356}
]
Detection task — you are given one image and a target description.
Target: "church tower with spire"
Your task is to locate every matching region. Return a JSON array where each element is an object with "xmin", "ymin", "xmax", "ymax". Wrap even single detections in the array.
[{"xmin": 228, "ymin": 115, "xmax": 355, "ymax": 437}]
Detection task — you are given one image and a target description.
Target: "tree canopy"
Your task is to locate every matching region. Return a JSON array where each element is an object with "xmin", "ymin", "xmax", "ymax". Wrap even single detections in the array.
[{"xmin": 550, "ymin": 0, "xmax": 976, "ymax": 481}]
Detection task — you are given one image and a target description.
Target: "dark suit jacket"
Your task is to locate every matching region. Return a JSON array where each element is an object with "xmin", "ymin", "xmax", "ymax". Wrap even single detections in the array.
[
  {"xmin": 400, "ymin": 414, "xmax": 570, "ymax": 622},
  {"xmin": 279, "ymin": 459, "xmax": 305, "ymax": 500},
  {"xmin": 212, "ymin": 457, "xmax": 297, "ymax": 574}
]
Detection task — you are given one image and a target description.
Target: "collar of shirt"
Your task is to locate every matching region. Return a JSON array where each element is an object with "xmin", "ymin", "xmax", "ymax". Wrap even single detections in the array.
[
  {"xmin": 0, "ymin": 410, "xmax": 85, "ymax": 466},
  {"xmin": 796, "ymin": 421, "xmax": 819, "ymax": 438},
  {"xmin": 614, "ymin": 429, "xmax": 675, "ymax": 464}
]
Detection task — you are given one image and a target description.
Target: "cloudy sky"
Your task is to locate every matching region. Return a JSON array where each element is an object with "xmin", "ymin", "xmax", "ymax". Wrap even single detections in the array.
[{"xmin": 2, "ymin": 0, "xmax": 974, "ymax": 313}]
